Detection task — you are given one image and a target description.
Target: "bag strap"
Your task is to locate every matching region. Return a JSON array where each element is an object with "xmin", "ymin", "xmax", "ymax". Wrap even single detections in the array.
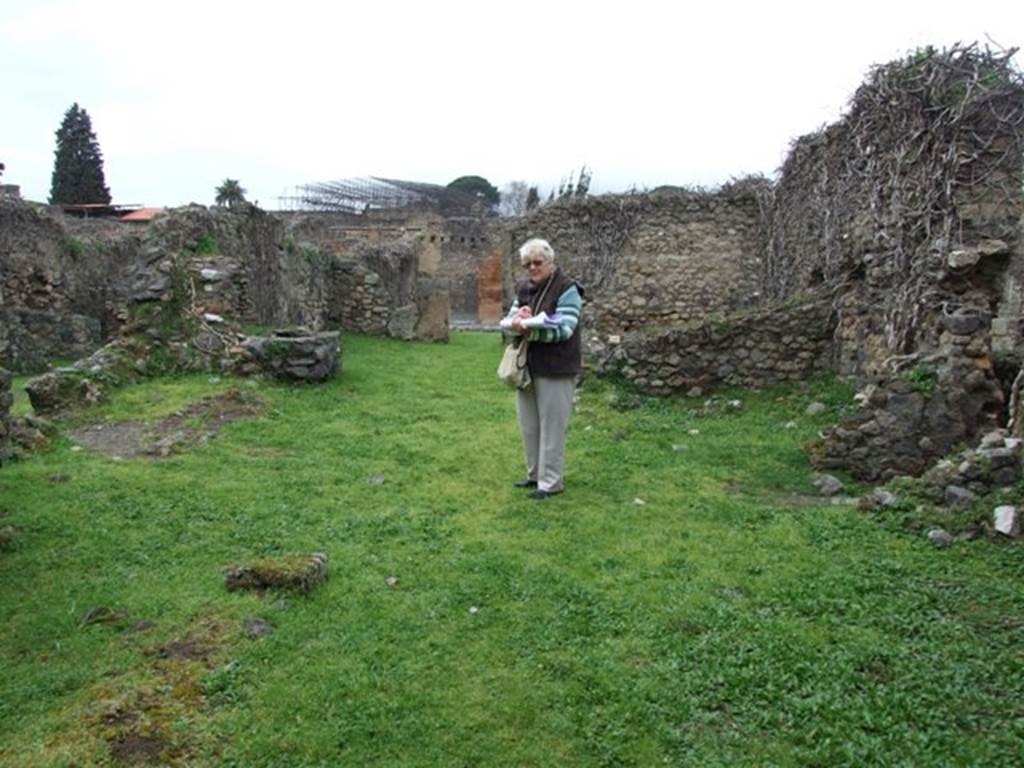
[{"xmin": 529, "ymin": 272, "xmax": 556, "ymax": 314}]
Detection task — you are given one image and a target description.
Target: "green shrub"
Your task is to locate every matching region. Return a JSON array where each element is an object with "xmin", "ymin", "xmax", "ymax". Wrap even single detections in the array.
[{"xmin": 195, "ymin": 233, "xmax": 220, "ymax": 255}]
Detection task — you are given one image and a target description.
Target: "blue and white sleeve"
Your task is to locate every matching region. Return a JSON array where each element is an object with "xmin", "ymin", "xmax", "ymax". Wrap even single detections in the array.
[{"xmin": 529, "ymin": 285, "xmax": 582, "ymax": 343}]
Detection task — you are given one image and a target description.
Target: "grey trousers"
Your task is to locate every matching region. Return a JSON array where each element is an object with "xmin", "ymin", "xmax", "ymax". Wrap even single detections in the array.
[{"xmin": 516, "ymin": 375, "xmax": 576, "ymax": 493}]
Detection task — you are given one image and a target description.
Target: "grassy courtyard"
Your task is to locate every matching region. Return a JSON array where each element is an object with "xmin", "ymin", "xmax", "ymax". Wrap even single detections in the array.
[{"xmin": 1, "ymin": 333, "xmax": 1022, "ymax": 766}]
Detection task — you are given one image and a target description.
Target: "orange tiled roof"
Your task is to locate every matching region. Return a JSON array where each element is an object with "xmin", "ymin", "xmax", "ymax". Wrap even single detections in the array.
[{"xmin": 120, "ymin": 207, "xmax": 166, "ymax": 222}]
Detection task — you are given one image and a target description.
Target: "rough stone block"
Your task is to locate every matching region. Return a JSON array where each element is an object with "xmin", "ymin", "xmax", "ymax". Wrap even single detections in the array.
[
  {"xmin": 25, "ymin": 371, "xmax": 105, "ymax": 414},
  {"xmin": 978, "ymin": 447, "xmax": 1018, "ymax": 470},
  {"xmin": 241, "ymin": 331, "xmax": 340, "ymax": 382},
  {"xmin": 224, "ymin": 552, "xmax": 329, "ymax": 594},
  {"xmin": 812, "ymin": 473, "xmax": 844, "ymax": 496},
  {"xmin": 387, "ymin": 305, "xmax": 418, "ymax": 340},
  {"xmin": 927, "ymin": 528, "xmax": 954, "ymax": 548},
  {"xmin": 989, "ymin": 466, "xmax": 1019, "ymax": 487},
  {"xmin": 944, "ymin": 485, "xmax": 977, "ymax": 508},
  {"xmin": 947, "ymin": 248, "xmax": 979, "ymax": 269}
]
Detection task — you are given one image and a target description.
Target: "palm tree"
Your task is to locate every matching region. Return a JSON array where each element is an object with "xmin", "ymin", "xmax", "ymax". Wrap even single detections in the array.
[{"xmin": 215, "ymin": 178, "xmax": 247, "ymax": 208}]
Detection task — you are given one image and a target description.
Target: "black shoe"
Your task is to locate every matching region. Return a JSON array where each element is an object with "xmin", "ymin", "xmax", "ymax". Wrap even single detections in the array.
[
  {"xmin": 513, "ymin": 479, "xmax": 538, "ymax": 488},
  {"xmin": 528, "ymin": 489, "xmax": 562, "ymax": 500}
]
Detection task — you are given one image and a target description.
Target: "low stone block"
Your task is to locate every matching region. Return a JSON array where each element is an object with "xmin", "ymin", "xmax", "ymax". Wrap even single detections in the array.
[
  {"xmin": 25, "ymin": 371, "xmax": 105, "ymax": 414},
  {"xmin": 224, "ymin": 552, "xmax": 328, "ymax": 594},
  {"xmin": 241, "ymin": 331, "xmax": 340, "ymax": 382}
]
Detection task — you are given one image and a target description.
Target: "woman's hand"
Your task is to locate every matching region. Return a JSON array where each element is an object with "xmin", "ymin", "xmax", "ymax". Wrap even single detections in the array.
[{"xmin": 511, "ymin": 306, "xmax": 532, "ymax": 333}]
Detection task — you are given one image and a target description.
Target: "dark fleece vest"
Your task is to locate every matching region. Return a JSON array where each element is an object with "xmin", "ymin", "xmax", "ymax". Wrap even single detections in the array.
[{"xmin": 516, "ymin": 267, "xmax": 585, "ymax": 377}]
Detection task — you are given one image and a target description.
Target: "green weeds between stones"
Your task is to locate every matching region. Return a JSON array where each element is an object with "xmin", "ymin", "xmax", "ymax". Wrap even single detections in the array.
[{"xmin": 1, "ymin": 334, "xmax": 1022, "ymax": 766}]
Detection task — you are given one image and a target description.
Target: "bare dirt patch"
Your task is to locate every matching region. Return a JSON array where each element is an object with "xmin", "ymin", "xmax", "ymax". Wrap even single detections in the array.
[
  {"xmin": 147, "ymin": 638, "xmax": 214, "ymax": 663},
  {"xmin": 108, "ymin": 730, "xmax": 169, "ymax": 764},
  {"xmin": 69, "ymin": 387, "xmax": 262, "ymax": 460}
]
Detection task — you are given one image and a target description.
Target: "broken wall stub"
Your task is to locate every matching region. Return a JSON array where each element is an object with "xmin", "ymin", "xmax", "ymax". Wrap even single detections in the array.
[
  {"xmin": 132, "ymin": 204, "xmax": 330, "ymax": 331},
  {"xmin": 598, "ymin": 294, "xmax": 835, "ymax": 394},
  {"xmin": 0, "ymin": 201, "xmax": 332, "ymax": 374},
  {"xmin": 763, "ymin": 45, "xmax": 1024, "ymax": 479}
]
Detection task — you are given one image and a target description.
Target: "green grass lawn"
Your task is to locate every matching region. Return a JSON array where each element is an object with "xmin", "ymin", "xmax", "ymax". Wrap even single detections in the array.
[{"xmin": 1, "ymin": 333, "xmax": 1022, "ymax": 767}]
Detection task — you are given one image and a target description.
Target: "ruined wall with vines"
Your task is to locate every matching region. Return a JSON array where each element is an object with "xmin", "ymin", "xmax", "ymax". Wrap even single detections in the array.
[
  {"xmin": 764, "ymin": 44, "xmax": 1024, "ymax": 379},
  {"xmin": 762, "ymin": 45, "xmax": 1024, "ymax": 479},
  {"xmin": 505, "ymin": 190, "xmax": 765, "ymax": 334}
]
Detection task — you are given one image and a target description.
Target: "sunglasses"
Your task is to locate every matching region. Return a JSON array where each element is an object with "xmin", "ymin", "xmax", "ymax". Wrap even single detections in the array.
[{"xmin": 522, "ymin": 260, "xmax": 545, "ymax": 269}]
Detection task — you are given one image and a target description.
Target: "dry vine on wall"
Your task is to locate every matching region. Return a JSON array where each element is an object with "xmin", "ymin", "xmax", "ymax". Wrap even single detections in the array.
[{"xmin": 765, "ymin": 43, "xmax": 1024, "ymax": 364}]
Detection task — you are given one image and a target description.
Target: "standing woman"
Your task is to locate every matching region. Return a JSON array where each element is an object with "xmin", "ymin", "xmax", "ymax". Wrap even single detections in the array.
[{"xmin": 506, "ymin": 238, "xmax": 585, "ymax": 499}]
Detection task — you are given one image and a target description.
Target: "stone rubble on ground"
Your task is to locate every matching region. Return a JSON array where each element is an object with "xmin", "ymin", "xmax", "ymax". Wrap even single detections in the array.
[
  {"xmin": 812, "ymin": 473, "xmax": 844, "ymax": 497},
  {"xmin": 927, "ymin": 528, "xmax": 954, "ymax": 548}
]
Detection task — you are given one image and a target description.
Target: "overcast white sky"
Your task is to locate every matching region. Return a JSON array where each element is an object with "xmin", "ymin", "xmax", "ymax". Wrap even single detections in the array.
[{"xmin": 2, "ymin": 1, "xmax": 1022, "ymax": 209}]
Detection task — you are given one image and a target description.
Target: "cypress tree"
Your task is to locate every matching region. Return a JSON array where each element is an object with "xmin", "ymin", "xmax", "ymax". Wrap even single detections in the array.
[{"xmin": 49, "ymin": 103, "xmax": 111, "ymax": 205}]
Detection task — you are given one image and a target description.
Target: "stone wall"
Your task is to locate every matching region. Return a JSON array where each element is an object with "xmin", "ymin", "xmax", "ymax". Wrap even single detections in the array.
[
  {"xmin": 0, "ymin": 199, "xmax": 126, "ymax": 371},
  {"xmin": 0, "ymin": 202, "xmax": 451, "ymax": 377},
  {"xmin": 506, "ymin": 190, "xmax": 765, "ymax": 336},
  {"xmin": 130, "ymin": 204, "xmax": 326, "ymax": 331},
  {"xmin": 597, "ymin": 295, "xmax": 835, "ymax": 394}
]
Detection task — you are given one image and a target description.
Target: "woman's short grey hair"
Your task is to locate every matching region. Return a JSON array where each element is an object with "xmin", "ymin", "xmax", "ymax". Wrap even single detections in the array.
[{"xmin": 518, "ymin": 238, "xmax": 555, "ymax": 265}]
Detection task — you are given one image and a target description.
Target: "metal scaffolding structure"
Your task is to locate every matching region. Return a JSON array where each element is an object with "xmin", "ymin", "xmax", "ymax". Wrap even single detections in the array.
[{"xmin": 277, "ymin": 177, "xmax": 456, "ymax": 213}]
